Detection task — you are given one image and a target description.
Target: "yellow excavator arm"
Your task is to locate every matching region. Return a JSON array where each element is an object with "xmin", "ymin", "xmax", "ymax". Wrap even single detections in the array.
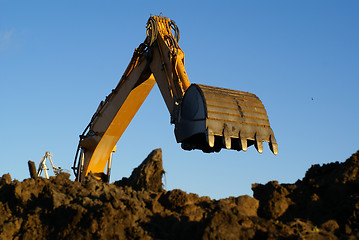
[{"xmin": 73, "ymin": 16, "xmax": 278, "ymax": 182}]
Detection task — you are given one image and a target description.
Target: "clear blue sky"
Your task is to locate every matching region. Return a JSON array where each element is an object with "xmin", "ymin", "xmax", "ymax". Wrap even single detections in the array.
[{"xmin": 1, "ymin": 1, "xmax": 358, "ymax": 199}]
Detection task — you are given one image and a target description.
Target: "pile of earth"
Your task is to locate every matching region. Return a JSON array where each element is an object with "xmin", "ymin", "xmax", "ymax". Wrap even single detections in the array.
[{"xmin": 0, "ymin": 149, "xmax": 358, "ymax": 240}]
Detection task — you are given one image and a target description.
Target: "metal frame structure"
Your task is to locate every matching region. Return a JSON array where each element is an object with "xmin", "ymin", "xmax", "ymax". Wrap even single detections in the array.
[{"xmin": 37, "ymin": 152, "xmax": 62, "ymax": 178}]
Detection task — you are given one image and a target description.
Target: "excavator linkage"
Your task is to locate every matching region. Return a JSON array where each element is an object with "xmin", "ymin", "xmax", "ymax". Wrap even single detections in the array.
[
  {"xmin": 73, "ymin": 15, "xmax": 278, "ymax": 182},
  {"xmin": 175, "ymin": 84, "xmax": 278, "ymax": 154}
]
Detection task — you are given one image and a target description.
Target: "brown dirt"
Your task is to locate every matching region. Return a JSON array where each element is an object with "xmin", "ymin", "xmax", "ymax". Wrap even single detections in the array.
[{"xmin": 0, "ymin": 148, "xmax": 358, "ymax": 239}]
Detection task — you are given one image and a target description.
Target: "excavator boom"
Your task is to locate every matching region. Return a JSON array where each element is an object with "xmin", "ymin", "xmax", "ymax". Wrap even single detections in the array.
[{"xmin": 73, "ymin": 16, "xmax": 277, "ymax": 182}]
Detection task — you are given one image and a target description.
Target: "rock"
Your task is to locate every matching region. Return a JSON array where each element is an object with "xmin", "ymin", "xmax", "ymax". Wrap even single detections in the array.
[
  {"xmin": 0, "ymin": 173, "xmax": 11, "ymax": 185},
  {"xmin": 115, "ymin": 148, "xmax": 165, "ymax": 192},
  {"xmin": 217, "ymin": 195, "xmax": 259, "ymax": 217},
  {"xmin": 321, "ymin": 219, "xmax": 339, "ymax": 233},
  {"xmin": 252, "ymin": 181, "xmax": 293, "ymax": 219},
  {"xmin": 203, "ymin": 209, "xmax": 256, "ymax": 240}
]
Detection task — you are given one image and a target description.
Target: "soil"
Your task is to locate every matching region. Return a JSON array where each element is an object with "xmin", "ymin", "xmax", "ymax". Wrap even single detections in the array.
[{"xmin": 0, "ymin": 148, "xmax": 358, "ymax": 239}]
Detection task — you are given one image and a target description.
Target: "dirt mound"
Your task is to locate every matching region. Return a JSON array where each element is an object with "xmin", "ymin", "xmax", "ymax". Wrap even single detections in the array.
[{"xmin": 0, "ymin": 149, "xmax": 358, "ymax": 239}]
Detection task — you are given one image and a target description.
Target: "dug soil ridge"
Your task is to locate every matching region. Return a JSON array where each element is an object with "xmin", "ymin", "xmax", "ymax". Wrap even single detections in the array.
[{"xmin": 0, "ymin": 148, "xmax": 358, "ymax": 239}]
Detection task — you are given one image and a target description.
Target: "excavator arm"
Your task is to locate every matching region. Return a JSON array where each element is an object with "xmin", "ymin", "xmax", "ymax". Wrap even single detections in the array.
[{"xmin": 73, "ymin": 16, "xmax": 278, "ymax": 182}]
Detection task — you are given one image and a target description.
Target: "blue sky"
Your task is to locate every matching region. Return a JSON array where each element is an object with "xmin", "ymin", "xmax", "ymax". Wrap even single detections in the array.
[{"xmin": 1, "ymin": 1, "xmax": 358, "ymax": 199}]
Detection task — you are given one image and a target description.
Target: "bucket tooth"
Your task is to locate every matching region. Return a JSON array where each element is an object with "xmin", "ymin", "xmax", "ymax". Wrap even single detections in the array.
[
  {"xmin": 223, "ymin": 136, "xmax": 231, "ymax": 149},
  {"xmin": 222, "ymin": 125, "xmax": 231, "ymax": 149},
  {"xmin": 240, "ymin": 137, "xmax": 247, "ymax": 152},
  {"xmin": 207, "ymin": 132, "xmax": 215, "ymax": 148},
  {"xmin": 269, "ymin": 135, "xmax": 278, "ymax": 155},
  {"xmin": 256, "ymin": 141, "xmax": 263, "ymax": 154},
  {"xmin": 255, "ymin": 135, "xmax": 263, "ymax": 154}
]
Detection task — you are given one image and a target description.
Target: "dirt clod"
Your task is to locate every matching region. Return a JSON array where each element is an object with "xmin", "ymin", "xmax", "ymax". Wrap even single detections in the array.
[
  {"xmin": 115, "ymin": 148, "xmax": 164, "ymax": 192},
  {"xmin": 0, "ymin": 149, "xmax": 359, "ymax": 239}
]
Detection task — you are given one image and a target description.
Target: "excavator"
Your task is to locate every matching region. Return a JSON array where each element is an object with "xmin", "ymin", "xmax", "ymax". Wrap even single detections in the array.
[{"xmin": 72, "ymin": 15, "xmax": 278, "ymax": 182}]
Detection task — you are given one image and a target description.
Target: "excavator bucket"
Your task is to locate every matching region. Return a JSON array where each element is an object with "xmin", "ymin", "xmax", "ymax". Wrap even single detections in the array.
[{"xmin": 175, "ymin": 84, "xmax": 278, "ymax": 154}]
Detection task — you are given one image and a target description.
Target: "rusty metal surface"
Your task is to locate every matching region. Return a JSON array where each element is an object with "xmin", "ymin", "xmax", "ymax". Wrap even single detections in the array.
[{"xmin": 175, "ymin": 84, "xmax": 278, "ymax": 154}]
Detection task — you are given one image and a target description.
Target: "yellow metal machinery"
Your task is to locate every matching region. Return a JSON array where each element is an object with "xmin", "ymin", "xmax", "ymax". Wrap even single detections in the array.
[{"xmin": 73, "ymin": 15, "xmax": 278, "ymax": 182}]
